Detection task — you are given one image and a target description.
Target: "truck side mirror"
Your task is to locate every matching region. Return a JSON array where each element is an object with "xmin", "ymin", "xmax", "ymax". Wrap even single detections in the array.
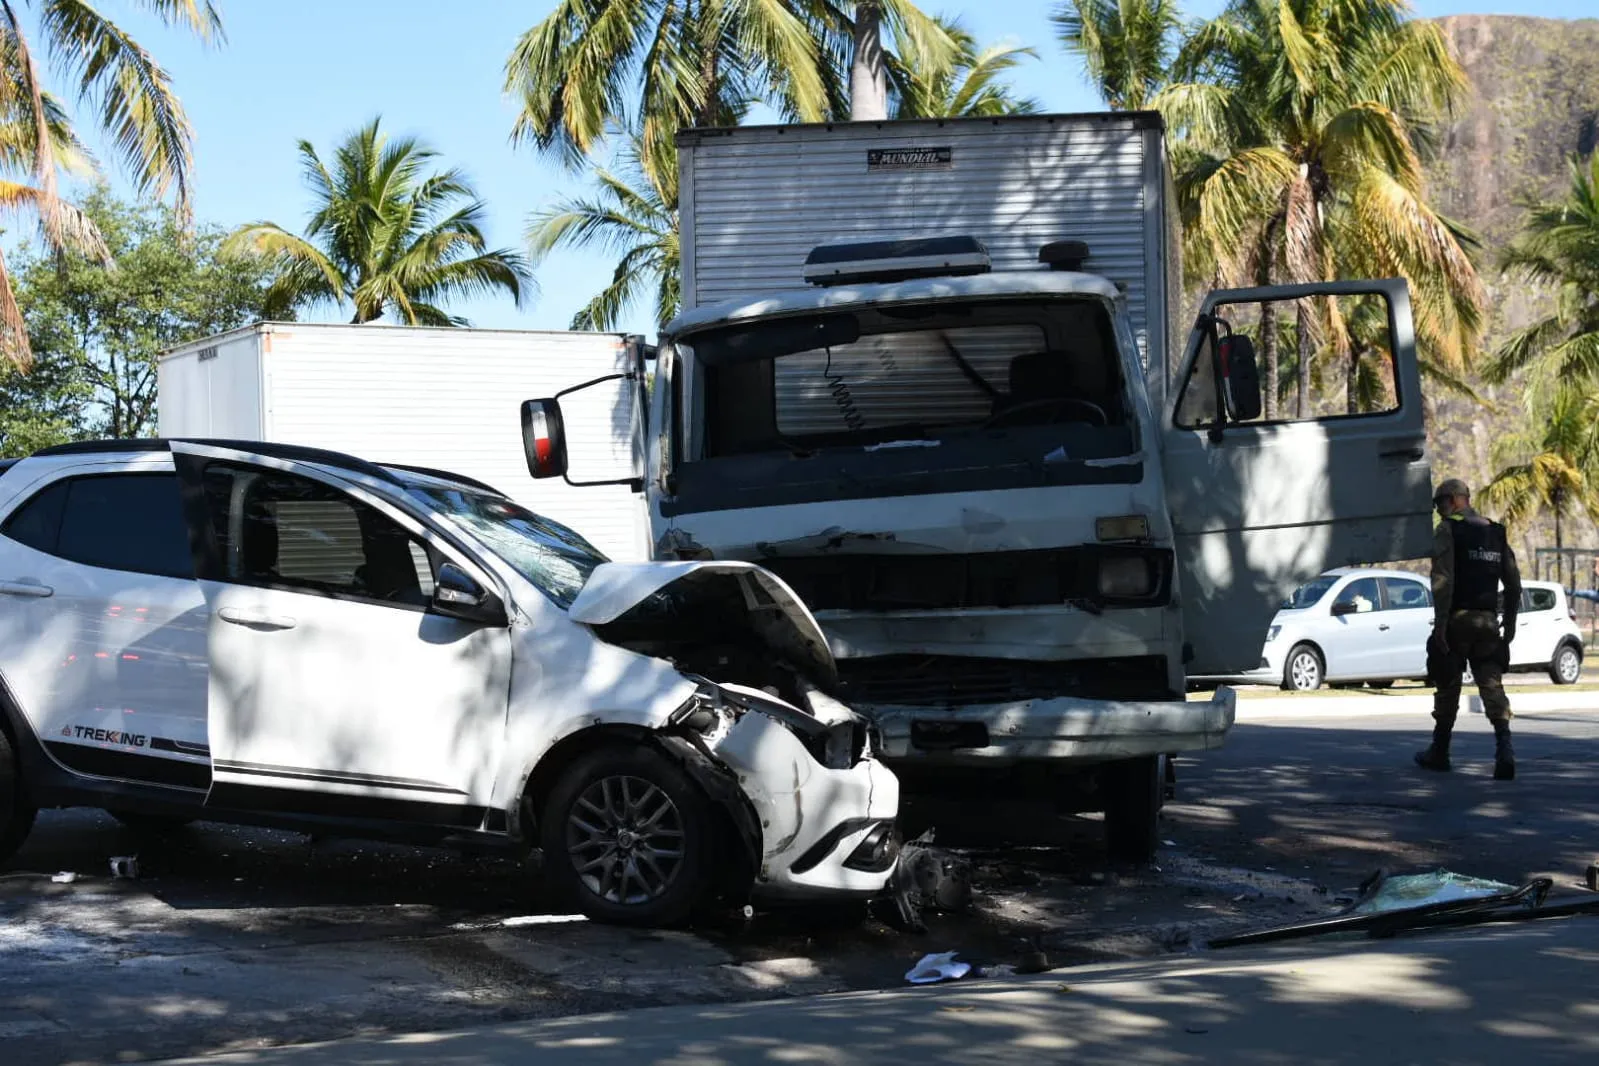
[
  {"xmin": 521, "ymin": 399, "xmax": 568, "ymax": 480},
  {"xmin": 1219, "ymin": 334, "xmax": 1262, "ymax": 422}
]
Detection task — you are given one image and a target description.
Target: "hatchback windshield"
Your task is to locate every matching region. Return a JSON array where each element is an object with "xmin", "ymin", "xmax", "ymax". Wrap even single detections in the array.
[
  {"xmin": 1283, "ymin": 576, "xmax": 1337, "ymax": 610},
  {"xmin": 407, "ymin": 484, "xmax": 607, "ymax": 608}
]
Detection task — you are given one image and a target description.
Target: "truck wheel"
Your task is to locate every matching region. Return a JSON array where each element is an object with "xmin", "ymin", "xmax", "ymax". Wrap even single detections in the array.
[
  {"xmin": 540, "ymin": 745, "xmax": 717, "ymax": 928},
  {"xmin": 1550, "ymin": 643, "xmax": 1583, "ymax": 685},
  {"xmin": 0, "ymin": 729, "xmax": 38, "ymax": 864},
  {"xmin": 106, "ymin": 810, "xmax": 196, "ymax": 833},
  {"xmin": 1103, "ymin": 756, "xmax": 1160, "ymax": 864},
  {"xmin": 1283, "ymin": 644, "xmax": 1324, "ymax": 691}
]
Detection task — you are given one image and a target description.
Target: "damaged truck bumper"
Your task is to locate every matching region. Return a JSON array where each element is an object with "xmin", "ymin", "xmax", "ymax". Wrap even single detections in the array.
[
  {"xmin": 867, "ymin": 686, "xmax": 1237, "ymax": 765},
  {"xmin": 708, "ymin": 703, "xmax": 901, "ymax": 901}
]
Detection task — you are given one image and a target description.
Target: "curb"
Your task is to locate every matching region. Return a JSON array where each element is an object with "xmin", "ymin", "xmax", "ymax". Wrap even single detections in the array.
[{"xmin": 1233, "ymin": 690, "xmax": 1599, "ymax": 722}]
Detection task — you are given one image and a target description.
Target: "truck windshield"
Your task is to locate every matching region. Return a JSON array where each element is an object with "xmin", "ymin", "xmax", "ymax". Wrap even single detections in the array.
[
  {"xmin": 689, "ymin": 298, "xmax": 1129, "ymax": 455},
  {"xmin": 407, "ymin": 485, "xmax": 608, "ymax": 609}
]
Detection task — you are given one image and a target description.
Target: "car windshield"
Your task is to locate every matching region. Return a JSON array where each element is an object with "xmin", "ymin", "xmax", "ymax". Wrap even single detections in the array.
[
  {"xmin": 406, "ymin": 484, "xmax": 607, "ymax": 609},
  {"xmin": 1283, "ymin": 576, "xmax": 1337, "ymax": 610}
]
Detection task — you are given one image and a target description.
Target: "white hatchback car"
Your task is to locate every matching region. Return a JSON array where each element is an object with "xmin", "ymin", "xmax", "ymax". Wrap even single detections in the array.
[
  {"xmin": 1205, "ymin": 567, "xmax": 1585, "ymax": 690},
  {"xmin": 0, "ymin": 440, "xmax": 900, "ymax": 926}
]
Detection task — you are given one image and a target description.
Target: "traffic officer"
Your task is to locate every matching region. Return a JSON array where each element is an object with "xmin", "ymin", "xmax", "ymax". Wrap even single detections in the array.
[{"xmin": 1415, "ymin": 478, "xmax": 1521, "ymax": 780}]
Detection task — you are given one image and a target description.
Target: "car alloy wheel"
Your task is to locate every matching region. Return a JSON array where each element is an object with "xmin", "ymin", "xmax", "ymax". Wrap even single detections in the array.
[
  {"xmin": 1286, "ymin": 645, "xmax": 1323, "ymax": 691},
  {"xmin": 565, "ymin": 775, "xmax": 686, "ymax": 906},
  {"xmin": 1552, "ymin": 644, "xmax": 1582, "ymax": 685}
]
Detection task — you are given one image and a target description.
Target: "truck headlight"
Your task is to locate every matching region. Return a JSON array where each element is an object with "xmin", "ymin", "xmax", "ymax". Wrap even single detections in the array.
[{"xmin": 1098, "ymin": 555, "xmax": 1154, "ymax": 598}]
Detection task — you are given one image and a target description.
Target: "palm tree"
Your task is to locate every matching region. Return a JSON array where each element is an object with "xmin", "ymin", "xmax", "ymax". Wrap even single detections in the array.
[
  {"xmin": 505, "ymin": 0, "xmax": 833, "ymax": 181},
  {"xmin": 528, "ymin": 130, "xmax": 680, "ymax": 331},
  {"xmin": 809, "ymin": 1, "xmax": 955, "ymax": 121},
  {"xmin": 891, "ymin": 17, "xmax": 1039, "ymax": 119},
  {"xmin": 1483, "ymin": 152, "xmax": 1599, "ymax": 393},
  {"xmin": 1481, "ymin": 386, "xmax": 1599, "ymax": 588},
  {"xmin": 1053, "ymin": 0, "xmax": 1180, "ymax": 111},
  {"xmin": 0, "ymin": 0, "xmax": 223, "ymax": 368},
  {"xmin": 1158, "ymin": 0, "xmax": 1483, "ymax": 420},
  {"xmin": 225, "ymin": 118, "xmax": 531, "ymax": 327}
]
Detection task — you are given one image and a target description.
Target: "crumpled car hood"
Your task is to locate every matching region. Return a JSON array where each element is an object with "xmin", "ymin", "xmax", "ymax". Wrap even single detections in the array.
[{"xmin": 568, "ymin": 560, "xmax": 837, "ymax": 687}]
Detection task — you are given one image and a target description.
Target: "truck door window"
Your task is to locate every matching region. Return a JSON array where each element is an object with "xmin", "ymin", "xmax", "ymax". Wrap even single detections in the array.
[{"xmin": 1176, "ymin": 292, "xmax": 1402, "ymax": 428}]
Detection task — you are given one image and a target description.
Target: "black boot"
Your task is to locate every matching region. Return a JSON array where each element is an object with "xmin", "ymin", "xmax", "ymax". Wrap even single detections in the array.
[
  {"xmin": 1414, "ymin": 724, "xmax": 1452, "ymax": 772},
  {"xmin": 1493, "ymin": 722, "xmax": 1516, "ymax": 781}
]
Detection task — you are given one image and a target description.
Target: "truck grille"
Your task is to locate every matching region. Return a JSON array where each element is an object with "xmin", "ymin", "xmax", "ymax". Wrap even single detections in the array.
[{"xmin": 837, "ymin": 654, "xmax": 1169, "ymax": 707}]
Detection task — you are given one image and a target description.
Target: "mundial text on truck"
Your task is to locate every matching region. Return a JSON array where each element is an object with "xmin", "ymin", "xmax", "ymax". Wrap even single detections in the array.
[{"xmin": 520, "ymin": 111, "xmax": 1435, "ymax": 860}]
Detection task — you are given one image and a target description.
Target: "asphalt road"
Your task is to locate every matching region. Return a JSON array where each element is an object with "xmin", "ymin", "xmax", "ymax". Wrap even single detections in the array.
[{"xmin": 3, "ymin": 703, "xmax": 1596, "ymax": 1065}]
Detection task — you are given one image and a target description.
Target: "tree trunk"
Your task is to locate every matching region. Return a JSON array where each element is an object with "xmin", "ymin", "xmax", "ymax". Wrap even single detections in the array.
[
  {"xmin": 1346, "ymin": 345, "xmax": 1361, "ymax": 415},
  {"xmin": 1295, "ymin": 301, "xmax": 1311, "ymax": 418},
  {"xmin": 1259, "ymin": 300, "xmax": 1278, "ymax": 421},
  {"xmin": 1555, "ymin": 492, "xmax": 1564, "ymax": 588},
  {"xmin": 850, "ymin": 3, "xmax": 889, "ymax": 121},
  {"xmin": 696, "ymin": 0, "xmax": 721, "ymax": 127}
]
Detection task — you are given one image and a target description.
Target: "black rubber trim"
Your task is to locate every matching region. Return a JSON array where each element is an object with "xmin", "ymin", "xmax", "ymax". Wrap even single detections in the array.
[
  {"xmin": 381, "ymin": 464, "xmax": 507, "ymax": 497},
  {"xmin": 213, "ymin": 759, "xmax": 469, "ymax": 796},
  {"xmin": 34, "ymin": 438, "xmax": 403, "ymax": 487},
  {"xmin": 789, "ymin": 816, "xmax": 879, "ymax": 875},
  {"xmin": 206, "ymin": 781, "xmax": 486, "ymax": 828},
  {"xmin": 150, "ymin": 736, "xmax": 211, "ymax": 757},
  {"xmin": 44, "ymin": 742, "xmax": 211, "ymax": 790}
]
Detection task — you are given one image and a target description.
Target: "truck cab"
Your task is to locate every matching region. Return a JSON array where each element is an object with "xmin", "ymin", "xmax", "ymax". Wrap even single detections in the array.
[{"xmin": 521, "ymin": 113, "xmax": 1435, "ymax": 859}]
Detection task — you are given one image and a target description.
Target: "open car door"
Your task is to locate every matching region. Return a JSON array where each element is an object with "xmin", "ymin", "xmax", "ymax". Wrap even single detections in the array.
[{"xmin": 1161, "ymin": 279, "xmax": 1433, "ymax": 677}]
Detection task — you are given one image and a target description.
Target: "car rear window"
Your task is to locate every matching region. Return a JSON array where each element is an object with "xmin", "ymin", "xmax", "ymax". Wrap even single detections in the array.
[
  {"xmin": 1526, "ymin": 587, "xmax": 1557, "ymax": 612},
  {"xmin": 0, "ymin": 473, "xmax": 193, "ymax": 579}
]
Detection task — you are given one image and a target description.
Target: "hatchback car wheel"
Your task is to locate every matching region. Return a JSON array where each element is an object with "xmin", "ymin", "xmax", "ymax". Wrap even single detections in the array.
[
  {"xmin": 1550, "ymin": 643, "xmax": 1583, "ymax": 685},
  {"xmin": 1283, "ymin": 644, "xmax": 1324, "ymax": 692},
  {"xmin": 0, "ymin": 729, "xmax": 37, "ymax": 864},
  {"xmin": 541, "ymin": 745, "xmax": 716, "ymax": 927}
]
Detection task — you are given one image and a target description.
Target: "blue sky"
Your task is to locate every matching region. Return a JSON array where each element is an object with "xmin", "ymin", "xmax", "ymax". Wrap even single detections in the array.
[{"xmin": 33, "ymin": 0, "xmax": 1596, "ymax": 341}]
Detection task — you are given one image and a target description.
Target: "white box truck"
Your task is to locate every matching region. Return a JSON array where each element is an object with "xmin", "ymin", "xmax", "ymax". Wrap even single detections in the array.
[
  {"xmin": 158, "ymin": 323, "xmax": 650, "ymax": 561},
  {"xmin": 521, "ymin": 111, "xmax": 1436, "ymax": 859}
]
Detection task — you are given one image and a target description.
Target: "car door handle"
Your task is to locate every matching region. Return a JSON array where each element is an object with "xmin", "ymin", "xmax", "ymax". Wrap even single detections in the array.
[
  {"xmin": 0, "ymin": 580, "xmax": 53, "ymax": 598},
  {"xmin": 1378, "ymin": 624, "xmax": 1391, "ymax": 631},
  {"xmin": 218, "ymin": 607, "xmax": 297, "ymax": 631}
]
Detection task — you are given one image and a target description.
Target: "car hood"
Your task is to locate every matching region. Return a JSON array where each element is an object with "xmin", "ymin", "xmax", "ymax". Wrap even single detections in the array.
[{"xmin": 567, "ymin": 561, "xmax": 837, "ymax": 687}]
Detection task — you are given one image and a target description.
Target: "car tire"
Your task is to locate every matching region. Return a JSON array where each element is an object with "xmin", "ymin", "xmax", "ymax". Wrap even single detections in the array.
[
  {"xmin": 1550, "ymin": 643, "xmax": 1583, "ymax": 685},
  {"xmin": 1102, "ymin": 755, "xmax": 1160, "ymax": 864},
  {"xmin": 0, "ymin": 729, "xmax": 38, "ymax": 864},
  {"xmin": 540, "ymin": 745, "xmax": 718, "ymax": 928},
  {"xmin": 1282, "ymin": 644, "xmax": 1324, "ymax": 692},
  {"xmin": 106, "ymin": 810, "xmax": 196, "ymax": 833}
]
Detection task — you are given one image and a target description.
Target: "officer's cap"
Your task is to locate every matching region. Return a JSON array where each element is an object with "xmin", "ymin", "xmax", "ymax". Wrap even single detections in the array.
[{"xmin": 1433, "ymin": 478, "xmax": 1471, "ymax": 502}]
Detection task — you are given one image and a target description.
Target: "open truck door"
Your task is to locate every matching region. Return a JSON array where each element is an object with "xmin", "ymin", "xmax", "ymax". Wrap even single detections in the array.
[{"xmin": 1161, "ymin": 279, "xmax": 1433, "ymax": 676}]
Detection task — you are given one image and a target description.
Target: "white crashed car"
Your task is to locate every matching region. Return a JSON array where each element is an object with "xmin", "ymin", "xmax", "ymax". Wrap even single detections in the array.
[{"xmin": 0, "ymin": 440, "xmax": 899, "ymax": 926}]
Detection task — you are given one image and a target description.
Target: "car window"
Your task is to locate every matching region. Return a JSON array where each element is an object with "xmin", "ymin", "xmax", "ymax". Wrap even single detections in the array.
[
  {"xmin": 1332, "ymin": 577, "xmax": 1380, "ymax": 614},
  {"xmin": 1526, "ymin": 587, "xmax": 1557, "ymax": 613},
  {"xmin": 1, "ymin": 474, "xmax": 193, "ymax": 580},
  {"xmin": 197, "ymin": 463, "xmax": 434, "ymax": 608},
  {"xmin": 1381, "ymin": 577, "xmax": 1431, "ymax": 610},
  {"xmin": 1283, "ymin": 575, "xmax": 1337, "ymax": 609}
]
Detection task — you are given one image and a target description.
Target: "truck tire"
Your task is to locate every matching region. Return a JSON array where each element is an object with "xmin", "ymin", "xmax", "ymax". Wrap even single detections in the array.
[
  {"xmin": 0, "ymin": 729, "xmax": 38, "ymax": 864},
  {"xmin": 1103, "ymin": 756, "xmax": 1160, "ymax": 864},
  {"xmin": 540, "ymin": 745, "xmax": 718, "ymax": 928}
]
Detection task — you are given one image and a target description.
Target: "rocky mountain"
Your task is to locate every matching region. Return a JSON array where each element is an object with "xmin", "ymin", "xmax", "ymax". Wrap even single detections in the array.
[{"xmin": 1422, "ymin": 14, "xmax": 1599, "ymax": 588}]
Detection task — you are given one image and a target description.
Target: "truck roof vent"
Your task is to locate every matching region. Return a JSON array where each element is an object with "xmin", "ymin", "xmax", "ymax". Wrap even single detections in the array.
[
  {"xmin": 803, "ymin": 236, "xmax": 991, "ymax": 287},
  {"xmin": 1039, "ymin": 240, "xmax": 1091, "ymax": 271}
]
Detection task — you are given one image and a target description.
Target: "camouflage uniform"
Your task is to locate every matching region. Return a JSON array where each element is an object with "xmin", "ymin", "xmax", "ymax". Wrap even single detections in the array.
[
  {"xmin": 1430, "ymin": 507, "xmax": 1519, "ymax": 728},
  {"xmin": 1419, "ymin": 493, "xmax": 1521, "ymax": 778}
]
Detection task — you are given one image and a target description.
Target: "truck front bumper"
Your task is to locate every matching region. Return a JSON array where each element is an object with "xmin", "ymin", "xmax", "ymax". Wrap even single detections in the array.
[{"xmin": 867, "ymin": 687, "xmax": 1237, "ymax": 765}]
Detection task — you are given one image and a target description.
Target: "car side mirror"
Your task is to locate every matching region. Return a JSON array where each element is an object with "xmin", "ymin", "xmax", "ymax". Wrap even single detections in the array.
[
  {"xmin": 1218, "ymin": 333, "xmax": 1262, "ymax": 422},
  {"xmin": 521, "ymin": 398, "xmax": 569, "ymax": 480},
  {"xmin": 432, "ymin": 562, "xmax": 506, "ymax": 625},
  {"xmin": 1330, "ymin": 600, "xmax": 1358, "ymax": 617}
]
